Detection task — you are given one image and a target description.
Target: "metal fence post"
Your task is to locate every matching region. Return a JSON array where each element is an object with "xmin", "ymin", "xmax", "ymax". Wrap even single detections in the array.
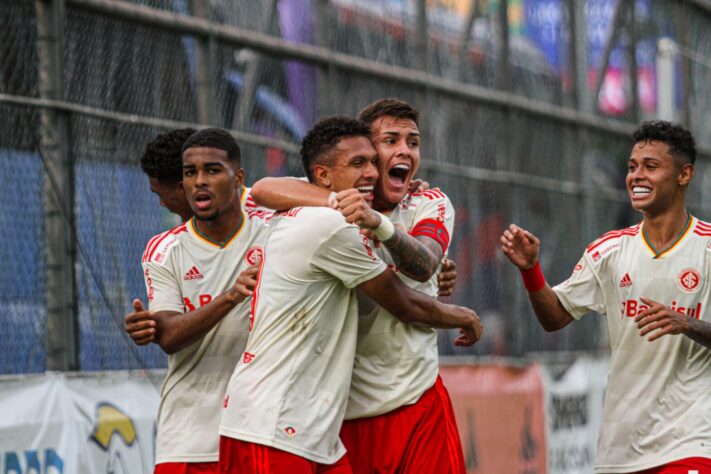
[
  {"xmin": 193, "ymin": 0, "xmax": 215, "ymax": 125},
  {"xmin": 36, "ymin": 0, "xmax": 79, "ymax": 371},
  {"xmin": 315, "ymin": 0, "xmax": 332, "ymax": 119}
]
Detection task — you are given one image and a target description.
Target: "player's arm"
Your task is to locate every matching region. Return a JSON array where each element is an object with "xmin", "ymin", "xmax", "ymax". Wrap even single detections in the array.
[
  {"xmin": 127, "ymin": 267, "xmax": 258, "ymax": 354},
  {"xmin": 358, "ymin": 269, "xmax": 482, "ymax": 346},
  {"xmin": 250, "ymin": 177, "xmax": 331, "ymax": 210},
  {"xmin": 500, "ymin": 223, "xmax": 574, "ymax": 332},
  {"xmin": 336, "ymin": 189, "xmax": 441, "ymax": 282},
  {"xmin": 635, "ymin": 297, "xmax": 711, "ymax": 349}
]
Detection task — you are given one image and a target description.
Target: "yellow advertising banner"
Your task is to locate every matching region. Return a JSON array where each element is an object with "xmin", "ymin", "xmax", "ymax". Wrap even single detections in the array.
[{"xmin": 440, "ymin": 364, "xmax": 547, "ymax": 474}]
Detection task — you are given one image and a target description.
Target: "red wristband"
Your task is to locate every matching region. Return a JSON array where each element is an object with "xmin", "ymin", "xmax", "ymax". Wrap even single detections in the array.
[{"xmin": 520, "ymin": 261, "xmax": 546, "ymax": 292}]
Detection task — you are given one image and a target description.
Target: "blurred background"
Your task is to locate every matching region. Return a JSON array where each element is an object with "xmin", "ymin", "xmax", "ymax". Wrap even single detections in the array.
[{"xmin": 1, "ymin": 0, "xmax": 710, "ymax": 472}]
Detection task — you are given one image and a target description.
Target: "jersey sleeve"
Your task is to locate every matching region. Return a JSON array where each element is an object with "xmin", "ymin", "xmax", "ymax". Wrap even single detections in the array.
[
  {"xmin": 409, "ymin": 189, "xmax": 455, "ymax": 254},
  {"xmin": 311, "ymin": 224, "xmax": 387, "ymax": 289},
  {"xmin": 142, "ymin": 258, "xmax": 184, "ymax": 314},
  {"xmin": 552, "ymin": 255, "xmax": 606, "ymax": 319}
]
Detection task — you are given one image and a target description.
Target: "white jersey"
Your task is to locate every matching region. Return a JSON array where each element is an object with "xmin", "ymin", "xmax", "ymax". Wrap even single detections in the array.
[
  {"xmin": 553, "ymin": 216, "xmax": 711, "ymax": 472},
  {"xmin": 346, "ymin": 189, "xmax": 455, "ymax": 419},
  {"xmin": 141, "ymin": 188, "xmax": 270, "ymax": 464},
  {"xmin": 219, "ymin": 206, "xmax": 387, "ymax": 464}
]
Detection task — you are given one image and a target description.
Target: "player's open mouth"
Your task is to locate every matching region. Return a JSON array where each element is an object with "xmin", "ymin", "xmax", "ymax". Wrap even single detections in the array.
[
  {"xmin": 194, "ymin": 193, "xmax": 213, "ymax": 210},
  {"xmin": 387, "ymin": 163, "xmax": 411, "ymax": 187},
  {"xmin": 631, "ymin": 186, "xmax": 651, "ymax": 197}
]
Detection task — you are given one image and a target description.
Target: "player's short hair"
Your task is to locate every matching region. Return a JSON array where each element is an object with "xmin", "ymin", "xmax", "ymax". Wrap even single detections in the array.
[
  {"xmin": 300, "ymin": 116, "xmax": 371, "ymax": 182},
  {"xmin": 181, "ymin": 128, "xmax": 242, "ymax": 166},
  {"xmin": 358, "ymin": 98, "xmax": 419, "ymax": 128},
  {"xmin": 633, "ymin": 121, "xmax": 696, "ymax": 165},
  {"xmin": 140, "ymin": 128, "xmax": 196, "ymax": 182}
]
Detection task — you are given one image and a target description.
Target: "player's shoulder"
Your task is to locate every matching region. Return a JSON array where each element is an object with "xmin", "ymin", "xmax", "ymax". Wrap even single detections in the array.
[
  {"xmin": 691, "ymin": 216, "xmax": 711, "ymax": 250},
  {"xmin": 585, "ymin": 223, "xmax": 641, "ymax": 262},
  {"xmin": 399, "ymin": 188, "xmax": 451, "ymax": 209},
  {"xmin": 141, "ymin": 222, "xmax": 188, "ymax": 264}
]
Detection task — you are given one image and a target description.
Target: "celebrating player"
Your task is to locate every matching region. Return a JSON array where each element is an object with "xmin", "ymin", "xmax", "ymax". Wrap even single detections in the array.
[
  {"xmin": 129, "ymin": 128, "xmax": 269, "ymax": 474},
  {"xmin": 217, "ymin": 116, "xmax": 482, "ymax": 473},
  {"xmin": 251, "ymin": 98, "xmax": 468, "ymax": 473},
  {"xmin": 140, "ymin": 127, "xmax": 196, "ymax": 222},
  {"xmin": 501, "ymin": 121, "xmax": 711, "ymax": 473}
]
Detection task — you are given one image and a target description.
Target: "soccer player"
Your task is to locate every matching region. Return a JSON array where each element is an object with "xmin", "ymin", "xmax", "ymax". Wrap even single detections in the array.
[
  {"xmin": 500, "ymin": 121, "xmax": 711, "ymax": 473},
  {"xmin": 251, "ymin": 98, "xmax": 468, "ymax": 473},
  {"xmin": 140, "ymin": 127, "xmax": 197, "ymax": 222},
  {"xmin": 131, "ymin": 128, "xmax": 270, "ymax": 474},
  {"xmin": 218, "ymin": 116, "xmax": 482, "ymax": 473}
]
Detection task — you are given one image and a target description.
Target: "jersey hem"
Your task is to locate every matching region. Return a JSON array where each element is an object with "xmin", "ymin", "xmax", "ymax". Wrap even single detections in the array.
[
  {"xmin": 594, "ymin": 450, "xmax": 711, "ymax": 473},
  {"xmin": 345, "ymin": 370, "xmax": 438, "ymax": 420},
  {"xmin": 218, "ymin": 429, "xmax": 345, "ymax": 465}
]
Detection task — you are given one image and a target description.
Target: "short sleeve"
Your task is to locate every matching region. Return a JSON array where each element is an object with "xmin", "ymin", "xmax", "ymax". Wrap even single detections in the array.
[
  {"xmin": 409, "ymin": 190, "xmax": 455, "ymax": 254},
  {"xmin": 552, "ymin": 255, "xmax": 606, "ymax": 319},
  {"xmin": 142, "ymin": 260, "xmax": 184, "ymax": 313},
  {"xmin": 311, "ymin": 225, "xmax": 387, "ymax": 289}
]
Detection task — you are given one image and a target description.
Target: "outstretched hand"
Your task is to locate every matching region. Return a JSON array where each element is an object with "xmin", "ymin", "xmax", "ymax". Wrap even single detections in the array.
[
  {"xmin": 124, "ymin": 299, "xmax": 156, "ymax": 345},
  {"xmin": 500, "ymin": 224, "xmax": 540, "ymax": 270},
  {"xmin": 635, "ymin": 297, "xmax": 690, "ymax": 342}
]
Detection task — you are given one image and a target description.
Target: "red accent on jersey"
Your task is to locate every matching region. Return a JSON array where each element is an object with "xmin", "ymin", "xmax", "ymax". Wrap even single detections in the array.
[
  {"xmin": 183, "ymin": 266, "xmax": 204, "ymax": 280},
  {"xmin": 243, "ymin": 352, "xmax": 255, "ymax": 363},
  {"xmin": 410, "ymin": 218, "xmax": 451, "ymax": 253},
  {"xmin": 586, "ymin": 225, "xmax": 640, "ymax": 253},
  {"xmin": 223, "ymin": 395, "xmax": 229, "ymax": 408},
  {"xmin": 249, "ymin": 252, "xmax": 267, "ymax": 331},
  {"xmin": 142, "ymin": 223, "xmax": 187, "ymax": 263},
  {"xmin": 419, "ymin": 189, "xmax": 445, "ymax": 200},
  {"xmin": 619, "ymin": 273, "xmax": 633, "ymax": 288}
]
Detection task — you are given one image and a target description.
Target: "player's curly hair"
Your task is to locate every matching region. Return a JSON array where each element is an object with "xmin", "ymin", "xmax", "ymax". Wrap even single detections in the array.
[
  {"xmin": 140, "ymin": 128, "xmax": 196, "ymax": 182},
  {"xmin": 300, "ymin": 116, "xmax": 371, "ymax": 182},
  {"xmin": 358, "ymin": 98, "xmax": 419, "ymax": 128},
  {"xmin": 182, "ymin": 128, "xmax": 242, "ymax": 166},
  {"xmin": 633, "ymin": 120, "xmax": 696, "ymax": 165}
]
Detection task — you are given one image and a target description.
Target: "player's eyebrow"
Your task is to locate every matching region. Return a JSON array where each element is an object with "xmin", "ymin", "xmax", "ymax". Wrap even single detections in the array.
[{"xmin": 382, "ymin": 130, "xmax": 420, "ymax": 137}]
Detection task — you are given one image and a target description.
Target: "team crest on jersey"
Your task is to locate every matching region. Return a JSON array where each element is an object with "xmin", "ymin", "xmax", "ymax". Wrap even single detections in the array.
[
  {"xmin": 677, "ymin": 268, "xmax": 702, "ymax": 293},
  {"xmin": 245, "ymin": 246, "xmax": 263, "ymax": 266},
  {"xmin": 284, "ymin": 426, "xmax": 296, "ymax": 437}
]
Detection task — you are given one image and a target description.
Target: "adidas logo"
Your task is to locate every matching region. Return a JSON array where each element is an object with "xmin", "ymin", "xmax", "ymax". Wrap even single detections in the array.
[
  {"xmin": 183, "ymin": 265, "xmax": 204, "ymax": 280},
  {"xmin": 619, "ymin": 273, "xmax": 632, "ymax": 288}
]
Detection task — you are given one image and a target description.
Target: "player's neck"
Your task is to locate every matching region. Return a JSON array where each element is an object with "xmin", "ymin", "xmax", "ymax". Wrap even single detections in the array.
[
  {"xmin": 372, "ymin": 196, "xmax": 397, "ymax": 214},
  {"xmin": 642, "ymin": 205, "xmax": 690, "ymax": 251},
  {"xmin": 193, "ymin": 208, "xmax": 244, "ymax": 247}
]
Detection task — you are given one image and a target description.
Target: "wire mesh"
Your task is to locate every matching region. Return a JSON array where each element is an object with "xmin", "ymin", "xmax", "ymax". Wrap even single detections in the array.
[{"xmin": 1, "ymin": 0, "xmax": 711, "ymax": 373}]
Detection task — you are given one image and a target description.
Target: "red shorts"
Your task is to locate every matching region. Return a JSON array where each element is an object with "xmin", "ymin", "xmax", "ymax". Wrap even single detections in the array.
[
  {"xmin": 340, "ymin": 375, "xmax": 465, "ymax": 474},
  {"xmin": 635, "ymin": 457, "xmax": 711, "ymax": 474},
  {"xmin": 154, "ymin": 462, "xmax": 218, "ymax": 474},
  {"xmin": 218, "ymin": 436, "xmax": 352, "ymax": 474}
]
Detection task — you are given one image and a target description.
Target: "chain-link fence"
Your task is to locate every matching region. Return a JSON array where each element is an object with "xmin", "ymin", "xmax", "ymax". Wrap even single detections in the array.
[{"xmin": 1, "ymin": 0, "xmax": 710, "ymax": 373}]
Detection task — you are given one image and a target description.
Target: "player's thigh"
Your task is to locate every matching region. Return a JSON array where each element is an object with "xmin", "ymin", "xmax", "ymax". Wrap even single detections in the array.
[
  {"xmin": 635, "ymin": 457, "xmax": 711, "ymax": 474},
  {"xmin": 317, "ymin": 454, "xmax": 352, "ymax": 474},
  {"xmin": 219, "ymin": 436, "xmax": 318, "ymax": 474},
  {"xmin": 154, "ymin": 462, "xmax": 218, "ymax": 474},
  {"xmin": 340, "ymin": 416, "xmax": 408, "ymax": 474},
  {"xmin": 400, "ymin": 377, "xmax": 465, "ymax": 474}
]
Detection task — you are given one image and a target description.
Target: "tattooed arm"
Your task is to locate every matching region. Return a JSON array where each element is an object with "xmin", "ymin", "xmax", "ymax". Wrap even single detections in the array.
[{"xmin": 336, "ymin": 189, "xmax": 442, "ymax": 282}]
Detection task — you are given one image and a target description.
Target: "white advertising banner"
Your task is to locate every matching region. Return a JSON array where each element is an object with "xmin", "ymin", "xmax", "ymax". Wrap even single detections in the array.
[
  {"xmin": 541, "ymin": 357, "xmax": 609, "ymax": 474},
  {"xmin": 0, "ymin": 371, "xmax": 160, "ymax": 474}
]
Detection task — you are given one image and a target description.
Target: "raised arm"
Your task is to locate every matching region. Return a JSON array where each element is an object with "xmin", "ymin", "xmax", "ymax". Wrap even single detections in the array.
[
  {"xmin": 336, "ymin": 189, "xmax": 441, "ymax": 282},
  {"xmin": 358, "ymin": 268, "xmax": 482, "ymax": 346},
  {"xmin": 250, "ymin": 177, "xmax": 331, "ymax": 210},
  {"xmin": 125, "ymin": 267, "xmax": 258, "ymax": 354},
  {"xmin": 500, "ymin": 224, "xmax": 573, "ymax": 332}
]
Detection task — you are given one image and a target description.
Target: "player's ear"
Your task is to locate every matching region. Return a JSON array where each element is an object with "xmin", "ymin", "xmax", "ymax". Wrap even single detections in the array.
[
  {"xmin": 678, "ymin": 163, "xmax": 694, "ymax": 186},
  {"xmin": 174, "ymin": 181, "xmax": 185, "ymax": 196},
  {"xmin": 233, "ymin": 168, "xmax": 245, "ymax": 189},
  {"xmin": 312, "ymin": 164, "xmax": 331, "ymax": 188}
]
